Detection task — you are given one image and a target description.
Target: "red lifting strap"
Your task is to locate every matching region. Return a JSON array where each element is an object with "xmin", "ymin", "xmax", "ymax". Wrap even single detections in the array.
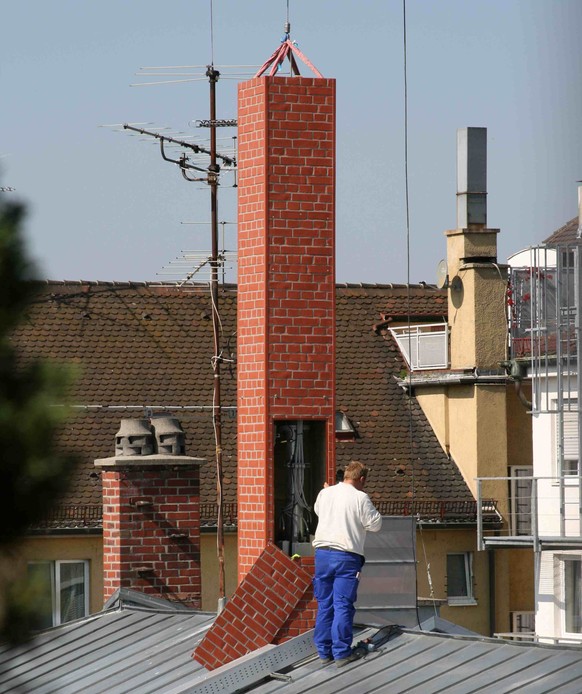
[{"xmin": 254, "ymin": 39, "xmax": 323, "ymax": 78}]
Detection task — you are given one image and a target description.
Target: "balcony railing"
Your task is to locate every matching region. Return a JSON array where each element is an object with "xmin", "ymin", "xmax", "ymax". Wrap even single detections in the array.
[
  {"xmin": 389, "ymin": 324, "xmax": 449, "ymax": 371},
  {"xmin": 477, "ymin": 476, "xmax": 582, "ymax": 550}
]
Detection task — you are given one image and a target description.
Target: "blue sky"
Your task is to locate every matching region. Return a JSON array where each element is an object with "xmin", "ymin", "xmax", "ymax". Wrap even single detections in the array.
[{"xmin": 2, "ymin": 0, "xmax": 581, "ymax": 285}]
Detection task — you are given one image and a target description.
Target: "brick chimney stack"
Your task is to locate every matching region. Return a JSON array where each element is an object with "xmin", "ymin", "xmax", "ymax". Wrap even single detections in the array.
[
  {"xmin": 95, "ymin": 417, "xmax": 204, "ymax": 607},
  {"xmin": 237, "ymin": 74, "xmax": 337, "ymax": 579}
]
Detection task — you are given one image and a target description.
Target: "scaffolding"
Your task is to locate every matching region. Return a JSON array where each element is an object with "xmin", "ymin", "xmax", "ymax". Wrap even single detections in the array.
[{"xmin": 478, "ymin": 241, "xmax": 582, "ymax": 549}]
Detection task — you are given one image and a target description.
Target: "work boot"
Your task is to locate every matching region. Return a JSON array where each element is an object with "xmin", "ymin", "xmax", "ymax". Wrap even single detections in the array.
[{"xmin": 335, "ymin": 651, "xmax": 360, "ymax": 668}]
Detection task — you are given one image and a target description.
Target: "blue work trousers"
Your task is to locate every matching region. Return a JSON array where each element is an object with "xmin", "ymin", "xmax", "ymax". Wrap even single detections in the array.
[{"xmin": 313, "ymin": 548, "xmax": 364, "ymax": 660}]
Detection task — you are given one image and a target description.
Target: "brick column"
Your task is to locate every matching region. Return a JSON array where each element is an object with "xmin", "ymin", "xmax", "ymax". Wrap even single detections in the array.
[
  {"xmin": 237, "ymin": 76, "xmax": 336, "ymax": 579},
  {"xmin": 96, "ymin": 456, "xmax": 202, "ymax": 607}
]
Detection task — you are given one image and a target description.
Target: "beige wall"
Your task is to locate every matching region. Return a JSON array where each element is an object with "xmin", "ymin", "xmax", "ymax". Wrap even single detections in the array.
[
  {"xmin": 4, "ymin": 532, "xmax": 239, "ymax": 616},
  {"xmin": 3, "ymin": 529, "xmax": 533, "ymax": 637},
  {"xmin": 507, "ymin": 549, "xmax": 534, "ymax": 613},
  {"xmin": 416, "ymin": 384, "xmax": 509, "ymax": 502},
  {"xmin": 4, "ymin": 534, "xmax": 104, "ymax": 615},
  {"xmin": 200, "ymin": 532, "xmax": 238, "ymax": 612},
  {"xmin": 417, "ymin": 527, "xmax": 490, "ymax": 634},
  {"xmin": 506, "ymin": 383, "xmax": 533, "ymax": 468},
  {"xmin": 4, "ymin": 532, "xmax": 239, "ymax": 618}
]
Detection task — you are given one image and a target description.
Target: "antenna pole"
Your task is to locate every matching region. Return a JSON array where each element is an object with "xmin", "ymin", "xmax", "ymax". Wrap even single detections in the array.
[{"xmin": 207, "ymin": 64, "xmax": 226, "ymax": 609}]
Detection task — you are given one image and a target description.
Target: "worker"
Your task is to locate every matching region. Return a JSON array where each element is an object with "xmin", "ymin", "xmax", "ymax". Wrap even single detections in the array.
[{"xmin": 312, "ymin": 461, "xmax": 382, "ymax": 667}]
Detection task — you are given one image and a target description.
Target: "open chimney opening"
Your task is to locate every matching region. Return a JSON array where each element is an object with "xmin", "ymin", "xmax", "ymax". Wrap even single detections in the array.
[{"xmin": 274, "ymin": 420, "xmax": 326, "ymax": 557}]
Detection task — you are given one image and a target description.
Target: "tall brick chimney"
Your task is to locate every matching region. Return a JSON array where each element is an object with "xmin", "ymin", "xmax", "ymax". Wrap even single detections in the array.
[
  {"xmin": 95, "ymin": 417, "xmax": 204, "ymax": 607},
  {"xmin": 237, "ymin": 73, "xmax": 337, "ymax": 579}
]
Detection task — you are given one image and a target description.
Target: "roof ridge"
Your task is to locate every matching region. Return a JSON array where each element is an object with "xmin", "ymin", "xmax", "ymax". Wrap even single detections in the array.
[{"xmin": 38, "ymin": 279, "xmax": 442, "ymax": 291}]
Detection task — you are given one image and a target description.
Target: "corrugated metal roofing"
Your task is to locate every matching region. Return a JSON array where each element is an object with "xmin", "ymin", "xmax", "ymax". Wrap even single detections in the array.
[
  {"xmin": 247, "ymin": 629, "xmax": 582, "ymax": 694},
  {"xmin": 0, "ymin": 605, "xmax": 214, "ymax": 694},
  {"xmin": 2, "ymin": 606, "xmax": 582, "ymax": 693}
]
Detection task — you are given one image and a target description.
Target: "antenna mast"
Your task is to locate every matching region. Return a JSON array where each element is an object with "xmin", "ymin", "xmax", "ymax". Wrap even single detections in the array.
[
  {"xmin": 117, "ymin": 60, "xmax": 234, "ymax": 612},
  {"xmin": 206, "ymin": 63, "xmax": 227, "ymax": 612}
]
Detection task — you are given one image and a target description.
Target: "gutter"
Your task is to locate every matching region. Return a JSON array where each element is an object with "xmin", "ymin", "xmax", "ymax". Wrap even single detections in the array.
[{"xmin": 396, "ymin": 369, "xmax": 509, "ymax": 390}]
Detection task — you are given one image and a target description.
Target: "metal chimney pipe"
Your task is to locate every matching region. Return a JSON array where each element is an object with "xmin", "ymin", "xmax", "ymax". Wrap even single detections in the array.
[{"xmin": 457, "ymin": 127, "xmax": 487, "ymax": 228}]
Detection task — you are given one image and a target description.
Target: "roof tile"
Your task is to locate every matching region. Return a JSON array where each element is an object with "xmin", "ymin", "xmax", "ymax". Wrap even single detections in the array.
[{"xmin": 11, "ymin": 281, "xmax": 472, "ymax": 525}]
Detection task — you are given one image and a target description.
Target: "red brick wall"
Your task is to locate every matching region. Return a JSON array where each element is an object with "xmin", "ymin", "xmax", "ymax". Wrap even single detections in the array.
[
  {"xmin": 101, "ymin": 465, "xmax": 201, "ymax": 607},
  {"xmin": 237, "ymin": 76, "xmax": 337, "ymax": 580},
  {"xmin": 273, "ymin": 556, "xmax": 317, "ymax": 643},
  {"xmin": 193, "ymin": 543, "xmax": 312, "ymax": 670}
]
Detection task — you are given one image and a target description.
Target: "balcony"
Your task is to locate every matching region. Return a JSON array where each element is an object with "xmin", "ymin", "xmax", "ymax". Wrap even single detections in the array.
[
  {"xmin": 389, "ymin": 323, "xmax": 449, "ymax": 371},
  {"xmin": 477, "ymin": 476, "xmax": 582, "ymax": 551}
]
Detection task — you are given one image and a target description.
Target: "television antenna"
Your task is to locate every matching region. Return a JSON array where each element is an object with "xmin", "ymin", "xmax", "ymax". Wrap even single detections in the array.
[
  {"xmin": 102, "ymin": 23, "xmax": 255, "ymax": 607},
  {"xmin": 156, "ymin": 221, "xmax": 237, "ymax": 285}
]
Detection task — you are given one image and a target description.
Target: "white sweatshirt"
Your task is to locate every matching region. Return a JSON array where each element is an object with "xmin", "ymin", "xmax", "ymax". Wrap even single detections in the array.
[{"xmin": 312, "ymin": 482, "xmax": 382, "ymax": 557}]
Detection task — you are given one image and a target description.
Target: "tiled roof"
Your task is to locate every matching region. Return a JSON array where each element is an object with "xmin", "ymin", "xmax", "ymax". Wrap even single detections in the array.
[
  {"xmin": 543, "ymin": 217, "xmax": 579, "ymax": 245},
  {"xmin": 334, "ymin": 285, "xmax": 469, "ymax": 506},
  {"xmin": 337, "ymin": 283, "xmax": 447, "ymax": 319},
  {"xmin": 10, "ymin": 281, "xmax": 472, "ymax": 526}
]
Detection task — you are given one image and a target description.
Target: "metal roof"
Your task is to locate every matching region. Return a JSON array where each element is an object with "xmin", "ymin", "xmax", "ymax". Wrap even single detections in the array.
[
  {"xmin": 0, "ymin": 604, "xmax": 214, "ymax": 693},
  {"xmin": 244, "ymin": 629, "xmax": 582, "ymax": 694},
  {"xmin": 2, "ymin": 600, "xmax": 582, "ymax": 693}
]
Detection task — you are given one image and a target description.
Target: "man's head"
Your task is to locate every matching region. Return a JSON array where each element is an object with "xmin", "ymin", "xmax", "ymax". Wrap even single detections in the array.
[{"xmin": 343, "ymin": 461, "xmax": 370, "ymax": 490}]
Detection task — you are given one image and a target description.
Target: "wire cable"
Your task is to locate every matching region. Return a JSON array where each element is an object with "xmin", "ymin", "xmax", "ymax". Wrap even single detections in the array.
[
  {"xmin": 402, "ymin": 0, "xmax": 424, "ymax": 631},
  {"xmin": 209, "ymin": 0, "xmax": 215, "ymax": 66}
]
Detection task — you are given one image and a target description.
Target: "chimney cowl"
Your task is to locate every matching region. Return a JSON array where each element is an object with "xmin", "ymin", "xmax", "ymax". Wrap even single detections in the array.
[
  {"xmin": 153, "ymin": 416, "xmax": 186, "ymax": 456},
  {"xmin": 115, "ymin": 418, "xmax": 154, "ymax": 456}
]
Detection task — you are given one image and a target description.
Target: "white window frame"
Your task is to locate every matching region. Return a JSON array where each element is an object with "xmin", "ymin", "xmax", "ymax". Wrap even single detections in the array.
[
  {"xmin": 446, "ymin": 552, "xmax": 477, "ymax": 606},
  {"xmin": 553, "ymin": 399, "xmax": 580, "ymax": 479},
  {"xmin": 562, "ymin": 407, "xmax": 579, "ymax": 477},
  {"xmin": 560, "ymin": 554, "xmax": 582, "ymax": 638},
  {"xmin": 28, "ymin": 559, "xmax": 90, "ymax": 628}
]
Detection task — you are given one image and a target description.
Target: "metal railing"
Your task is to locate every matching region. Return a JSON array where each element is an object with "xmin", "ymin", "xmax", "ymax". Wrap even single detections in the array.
[
  {"xmin": 389, "ymin": 324, "xmax": 449, "ymax": 370},
  {"xmin": 477, "ymin": 476, "xmax": 582, "ymax": 551}
]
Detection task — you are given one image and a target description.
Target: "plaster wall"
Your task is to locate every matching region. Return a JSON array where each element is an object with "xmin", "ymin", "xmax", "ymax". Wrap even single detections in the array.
[
  {"xmin": 446, "ymin": 229, "xmax": 498, "ymax": 272},
  {"xmin": 3, "ymin": 535, "xmax": 103, "ymax": 615},
  {"xmin": 417, "ymin": 385, "xmax": 509, "ymax": 509},
  {"xmin": 448, "ymin": 267, "xmax": 508, "ymax": 370},
  {"xmin": 506, "ymin": 383, "xmax": 533, "ymax": 469},
  {"xmin": 416, "ymin": 527, "xmax": 490, "ymax": 635},
  {"xmin": 414, "ymin": 387, "xmax": 449, "ymax": 454},
  {"xmin": 200, "ymin": 533, "xmax": 238, "ymax": 611}
]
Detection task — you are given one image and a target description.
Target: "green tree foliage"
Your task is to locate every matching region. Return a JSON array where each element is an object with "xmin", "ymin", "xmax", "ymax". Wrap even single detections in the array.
[{"xmin": 0, "ymin": 196, "xmax": 78, "ymax": 640}]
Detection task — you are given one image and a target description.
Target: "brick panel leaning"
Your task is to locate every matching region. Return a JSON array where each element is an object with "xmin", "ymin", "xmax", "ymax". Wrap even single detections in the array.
[
  {"xmin": 193, "ymin": 543, "xmax": 312, "ymax": 670},
  {"xmin": 237, "ymin": 75, "xmax": 337, "ymax": 580}
]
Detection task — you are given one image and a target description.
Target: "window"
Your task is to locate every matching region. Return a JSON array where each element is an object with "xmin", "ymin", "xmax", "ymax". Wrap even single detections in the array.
[
  {"xmin": 563, "ymin": 556, "xmax": 582, "ymax": 635},
  {"xmin": 27, "ymin": 560, "xmax": 89, "ymax": 630},
  {"xmin": 446, "ymin": 553, "xmax": 476, "ymax": 605},
  {"xmin": 561, "ymin": 408, "xmax": 580, "ymax": 476}
]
